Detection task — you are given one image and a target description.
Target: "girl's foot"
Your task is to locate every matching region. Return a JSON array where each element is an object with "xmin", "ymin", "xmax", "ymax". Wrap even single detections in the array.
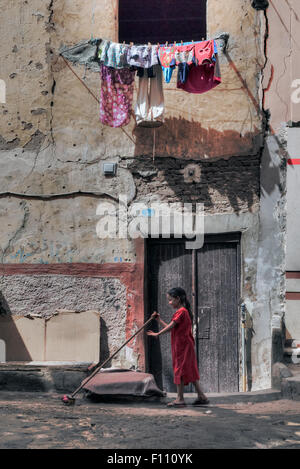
[
  {"xmin": 192, "ymin": 397, "xmax": 210, "ymax": 406},
  {"xmin": 167, "ymin": 399, "xmax": 186, "ymax": 407}
]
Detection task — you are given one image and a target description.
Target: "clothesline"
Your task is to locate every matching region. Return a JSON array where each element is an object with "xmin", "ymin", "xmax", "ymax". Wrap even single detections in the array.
[
  {"xmin": 59, "ymin": 34, "xmax": 229, "ymax": 56},
  {"xmin": 59, "ymin": 35, "xmax": 224, "ymax": 158}
]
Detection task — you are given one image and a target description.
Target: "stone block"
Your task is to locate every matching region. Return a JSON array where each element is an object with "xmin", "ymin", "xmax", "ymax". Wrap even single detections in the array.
[
  {"xmin": 50, "ymin": 369, "xmax": 87, "ymax": 392},
  {"xmin": 0, "ymin": 315, "xmax": 45, "ymax": 361},
  {"xmin": 0, "ymin": 363, "xmax": 89, "ymax": 392},
  {"xmin": 0, "ymin": 310, "xmax": 100, "ymax": 363},
  {"xmin": 45, "ymin": 310, "xmax": 100, "ymax": 362},
  {"xmin": 0, "ymin": 369, "xmax": 47, "ymax": 392}
]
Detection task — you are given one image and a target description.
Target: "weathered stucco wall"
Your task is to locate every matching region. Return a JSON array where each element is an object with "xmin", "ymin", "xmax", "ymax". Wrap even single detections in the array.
[
  {"xmin": 0, "ymin": 274, "xmax": 128, "ymax": 365},
  {"xmin": 0, "ymin": 0, "xmax": 265, "ymax": 265},
  {"xmin": 0, "ymin": 0, "xmax": 265, "ymax": 158},
  {"xmin": 0, "ymin": 0, "xmax": 265, "ymax": 155},
  {"xmin": 1, "ymin": 0, "xmax": 286, "ymax": 390}
]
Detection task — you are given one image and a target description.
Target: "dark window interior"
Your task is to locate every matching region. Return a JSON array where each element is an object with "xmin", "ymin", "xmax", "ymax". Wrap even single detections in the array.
[{"xmin": 119, "ymin": 0, "xmax": 207, "ymax": 45}]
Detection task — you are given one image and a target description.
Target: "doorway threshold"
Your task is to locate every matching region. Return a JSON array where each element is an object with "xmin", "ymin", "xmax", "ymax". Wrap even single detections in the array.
[{"xmin": 166, "ymin": 389, "xmax": 282, "ymax": 405}]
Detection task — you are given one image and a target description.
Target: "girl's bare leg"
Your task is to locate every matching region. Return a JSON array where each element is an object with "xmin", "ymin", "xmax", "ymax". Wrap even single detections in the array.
[
  {"xmin": 176, "ymin": 379, "xmax": 185, "ymax": 403},
  {"xmin": 193, "ymin": 380, "xmax": 208, "ymax": 400},
  {"xmin": 167, "ymin": 379, "xmax": 185, "ymax": 406}
]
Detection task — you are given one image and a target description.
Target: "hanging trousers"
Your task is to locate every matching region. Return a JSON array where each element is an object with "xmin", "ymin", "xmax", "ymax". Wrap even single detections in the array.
[{"xmin": 135, "ymin": 65, "xmax": 164, "ymax": 127}]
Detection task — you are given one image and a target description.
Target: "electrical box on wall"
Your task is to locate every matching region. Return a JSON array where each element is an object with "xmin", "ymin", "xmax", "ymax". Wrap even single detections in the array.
[{"xmin": 102, "ymin": 162, "xmax": 117, "ymax": 176}]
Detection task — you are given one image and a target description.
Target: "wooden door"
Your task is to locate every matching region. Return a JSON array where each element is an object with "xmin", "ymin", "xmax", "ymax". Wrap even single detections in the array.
[
  {"xmin": 147, "ymin": 233, "xmax": 241, "ymax": 393},
  {"xmin": 196, "ymin": 234, "xmax": 241, "ymax": 393}
]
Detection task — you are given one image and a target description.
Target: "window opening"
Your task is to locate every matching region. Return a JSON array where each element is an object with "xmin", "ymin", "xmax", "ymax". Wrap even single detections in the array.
[{"xmin": 119, "ymin": 0, "xmax": 207, "ymax": 44}]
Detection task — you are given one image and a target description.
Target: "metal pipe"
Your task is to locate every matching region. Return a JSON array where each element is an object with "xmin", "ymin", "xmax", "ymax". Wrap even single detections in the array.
[{"xmin": 241, "ymin": 303, "xmax": 247, "ymax": 392}]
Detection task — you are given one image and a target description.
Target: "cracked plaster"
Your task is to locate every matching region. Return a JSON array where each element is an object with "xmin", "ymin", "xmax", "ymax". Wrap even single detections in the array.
[{"xmin": 0, "ymin": 0, "xmax": 289, "ymax": 387}]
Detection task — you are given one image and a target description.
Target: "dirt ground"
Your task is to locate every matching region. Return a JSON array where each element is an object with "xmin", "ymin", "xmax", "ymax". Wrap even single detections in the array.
[{"xmin": 0, "ymin": 391, "xmax": 300, "ymax": 450}]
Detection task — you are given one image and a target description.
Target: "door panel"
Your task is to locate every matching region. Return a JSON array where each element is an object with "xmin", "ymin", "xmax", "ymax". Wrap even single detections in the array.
[{"xmin": 196, "ymin": 240, "xmax": 240, "ymax": 392}]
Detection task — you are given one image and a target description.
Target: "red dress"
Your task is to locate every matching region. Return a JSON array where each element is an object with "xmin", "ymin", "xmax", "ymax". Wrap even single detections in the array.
[{"xmin": 171, "ymin": 307, "xmax": 200, "ymax": 385}]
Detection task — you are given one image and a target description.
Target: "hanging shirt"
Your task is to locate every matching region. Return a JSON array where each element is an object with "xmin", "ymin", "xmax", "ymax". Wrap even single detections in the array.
[
  {"xmin": 127, "ymin": 45, "xmax": 159, "ymax": 68},
  {"xmin": 174, "ymin": 43, "xmax": 195, "ymax": 65},
  {"xmin": 99, "ymin": 40, "xmax": 130, "ymax": 69},
  {"xmin": 177, "ymin": 40, "xmax": 221, "ymax": 94},
  {"xmin": 177, "ymin": 56, "xmax": 221, "ymax": 94},
  {"xmin": 158, "ymin": 44, "xmax": 176, "ymax": 83},
  {"xmin": 194, "ymin": 39, "xmax": 215, "ymax": 66},
  {"xmin": 100, "ymin": 64, "xmax": 135, "ymax": 128}
]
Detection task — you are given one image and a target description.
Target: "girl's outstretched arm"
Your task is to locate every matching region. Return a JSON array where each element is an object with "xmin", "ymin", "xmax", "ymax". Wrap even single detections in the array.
[
  {"xmin": 147, "ymin": 320, "xmax": 175, "ymax": 338},
  {"xmin": 151, "ymin": 311, "xmax": 168, "ymax": 328},
  {"xmin": 158, "ymin": 316, "xmax": 169, "ymax": 328},
  {"xmin": 158, "ymin": 320, "xmax": 176, "ymax": 335}
]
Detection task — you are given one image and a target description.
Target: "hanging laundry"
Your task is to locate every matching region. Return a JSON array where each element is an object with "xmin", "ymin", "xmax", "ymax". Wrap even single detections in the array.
[
  {"xmin": 135, "ymin": 65, "xmax": 164, "ymax": 127},
  {"xmin": 177, "ymin": 62, "xmax": 190, "ymax": 85},
  {"xmin": 99, "ymin": 40, "xmax": 130, "ymax": 69},
  {"xmin": 158, "ymin": 44, "xmax": 176, "ymax": 83},
  {"xmin": 177, "ymin": 40, "xmax": 221, "ymax": 94},
  {"xmin": 127, "ymin": 45, "xmax": 159, "ymax": 69},
  {"xmin": 174, "ymin": 43, "xmax": 195, "ymax": 65},
  {"xmin": 194, "ymin": 40, "xmax": 216, "ymax": 66},
  {"xmin": 177, "ymin": 55, "xmax": 221, "ymax": 94},
  {"xmin": 60, "ymin": 37, "xmax": 222, "ymax": 132},
  {"xmin": 137, "ymin": 67, "xmax": 155, "ymax": 78},
  {"xmin": 175, "ymin": 40, "xmax": 216, "ymax": 85},
  {"xmin": 100, "ymin": 64, "xmax": 135, "ymax": 128}
]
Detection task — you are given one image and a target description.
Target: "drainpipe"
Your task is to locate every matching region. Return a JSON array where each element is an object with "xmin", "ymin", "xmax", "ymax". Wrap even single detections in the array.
[{"xmin": 241, "ymin": 303, "xmax": 247, "ymax": 392}]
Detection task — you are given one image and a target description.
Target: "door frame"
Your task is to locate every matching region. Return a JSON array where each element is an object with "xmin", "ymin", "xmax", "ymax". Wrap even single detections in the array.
[{"xmin": 145, "ymin": 232, "xmax": 242, "ymax": 392}]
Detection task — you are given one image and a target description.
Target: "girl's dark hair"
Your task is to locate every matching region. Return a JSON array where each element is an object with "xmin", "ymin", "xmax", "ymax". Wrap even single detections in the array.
[{"xmin": 168, "ymin": 287, "xmax": 193, "ymax": 322}]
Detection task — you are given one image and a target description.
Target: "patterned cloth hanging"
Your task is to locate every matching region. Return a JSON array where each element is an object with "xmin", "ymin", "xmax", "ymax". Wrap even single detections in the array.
[{"xmin": 100, "ymin": 65, "xmax": 135, "ymax": 128}]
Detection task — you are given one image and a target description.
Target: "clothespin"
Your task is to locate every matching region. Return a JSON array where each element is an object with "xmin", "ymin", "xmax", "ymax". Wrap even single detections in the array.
[
  {"xmin": 148, "ymin": 42, "xmax": 151, "ymax": 48},
  {"xmin": 181, "ymin": 40, "xmax": 183, "ymax": 45},
  {"xmin": 123, "ymin": 41, "xmax": 126, "ymax": 45},
  {"xmin": 130, "ymin": 42, "xmax": 133, "ymax": 46},
  {"xmin": 202, "ymin": 37, "xmax": 205, "ymax": 41},
  {"xmin": 165, "ymin": 41, "xmax": 168, "ymax": 46}
]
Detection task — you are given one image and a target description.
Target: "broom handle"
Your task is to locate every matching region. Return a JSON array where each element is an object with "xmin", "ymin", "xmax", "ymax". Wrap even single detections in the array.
[{"xmin": 70, "ymin": 315, "xmax": 154, "ymax": 398}]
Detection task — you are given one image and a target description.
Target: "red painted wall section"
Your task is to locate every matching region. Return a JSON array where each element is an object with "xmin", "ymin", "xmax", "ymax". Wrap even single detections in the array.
[
  {"xmin": 0, "ymin": 238, "xmax": 147, "ymax": 371},
  {"xmin": 120, "ymin": 239, "xmax": 146, "ymax": 371}
]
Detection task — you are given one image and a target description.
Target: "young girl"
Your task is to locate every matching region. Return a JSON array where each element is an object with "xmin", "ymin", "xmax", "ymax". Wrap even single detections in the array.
[{"xmin": 148, "ymin": 287, "xmax": 209, "ymax": 407}]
